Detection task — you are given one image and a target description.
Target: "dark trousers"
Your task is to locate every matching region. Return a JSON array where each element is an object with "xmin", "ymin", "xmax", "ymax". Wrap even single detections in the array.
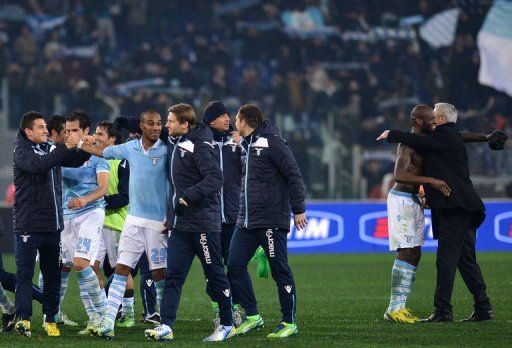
[
  {"xmin": 160, "ymin": 231, "xmax": 232, "ymax": 327},
  {"xmin": 1, "ymin": 244, "xmax": 44, "ymax": 303},
  {"xmin": 434, "ymin": 208, "xmax": 491, "ymax": 315},
  {"xmin": 14, "ymin": 232, "xmax": 60, "ymax": 321},
  {"xmin": 227, "ymin": 227, "xmax": 296, "ymax": 324},
  {"xmin": 220, "ymin": 223, "xmax": 236, "ymax": 266}
]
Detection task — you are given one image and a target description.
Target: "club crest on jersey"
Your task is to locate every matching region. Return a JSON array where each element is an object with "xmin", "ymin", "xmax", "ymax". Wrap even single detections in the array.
[
  {"xmin": 180, "ymin": 149, "xmax": 187, "ymax": 158},
  {"xmin": 150, "ymin": 157, "xmax": 160, "ymax": 165}
]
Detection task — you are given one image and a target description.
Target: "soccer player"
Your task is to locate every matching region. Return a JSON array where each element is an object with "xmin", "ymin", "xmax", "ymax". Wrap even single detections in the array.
[
  {"xmin": 77, "ymin": 109, "xmax": 168, "ymax": 339},
  {"xmin": 383, "ymin": 105, "xmax": 451, "ymax": 323},
  {"xmin": 227, "ymin": 104, "xmax": 307, "ymax": 338},
  {"xmin": 12, "ymin": 111, "xmax": 85, "ymax": 337},
  {"xmin": 93, "ymin": 121, "xmax": 136, "ymax": 328},
  {"xmin": 144, "ymin": 103, "xmax": 234, "ymax": 342},
  {"xmin": 60, "ymin": 110, "xmax": 109, "ymax": 333},
  {"xmin": 202, "ymin": 101, "xmax": 243, "ymax": 328}
]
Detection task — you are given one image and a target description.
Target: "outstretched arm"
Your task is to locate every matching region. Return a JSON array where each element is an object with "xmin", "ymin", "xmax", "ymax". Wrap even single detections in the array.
[{"xmin": 377, "ymin": 130, "xmax": 445, "ymax": 152}]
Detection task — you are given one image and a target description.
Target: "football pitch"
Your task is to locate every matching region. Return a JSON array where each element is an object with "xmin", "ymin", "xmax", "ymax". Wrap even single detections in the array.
[{"xmin": 1, "ymin": 252, "xmax": 510, "ymax": 347}]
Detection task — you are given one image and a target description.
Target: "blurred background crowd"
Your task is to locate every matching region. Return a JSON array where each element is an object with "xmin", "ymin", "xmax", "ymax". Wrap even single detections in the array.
[{"xmin": 0, "ymin": 0, "xmax": 511, "ymax": 200}]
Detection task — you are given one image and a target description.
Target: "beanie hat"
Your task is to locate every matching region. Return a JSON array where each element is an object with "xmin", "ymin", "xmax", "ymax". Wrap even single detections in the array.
[{"xmin": 203, "ymin": 101, "xmax": 229, "ymax": 124}]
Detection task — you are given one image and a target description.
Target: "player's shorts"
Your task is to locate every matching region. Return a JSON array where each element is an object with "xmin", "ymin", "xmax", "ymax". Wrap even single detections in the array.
[
  {"xmin": 61, "ymin": 208, "xmax": 105, "ymax": 267},
  {"xmin": 117, "ymin": 222, "xmax": 167, "ymax": 271},
  {"xmin": 97, "ymin": 227, "xmax": 121, "ymax": 268},
  {"xmin": 387, "ymin": 189, "xmax": 425, "ymax": 251}
]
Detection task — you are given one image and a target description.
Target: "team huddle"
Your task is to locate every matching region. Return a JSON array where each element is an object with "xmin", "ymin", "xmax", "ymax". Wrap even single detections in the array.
[{"xmin": 1, "ymin": 101, "xmax": 307, "ymax": 341}]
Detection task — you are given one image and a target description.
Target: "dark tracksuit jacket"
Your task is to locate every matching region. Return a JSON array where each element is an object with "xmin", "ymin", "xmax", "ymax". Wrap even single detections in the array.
[
  {"xmin": 12, "ymin": 130, "xmax": 90, "ymax": 319},
  {"xmin": 161, "ymin": 123, "xmax": 232, "ymax": 328},
  {"xmin": 228, "ymin": 120, "xmax": 306, "ymax": 324}
]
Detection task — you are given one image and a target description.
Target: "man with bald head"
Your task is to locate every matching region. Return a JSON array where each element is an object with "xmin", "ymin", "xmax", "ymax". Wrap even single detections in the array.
[
  {"xmin": 378, "ymin": 103, "xmax": 508, "ymax": 323},
  {"xmin": 383, "ymin": 105, "xmax": 451, "ymax": 323}
]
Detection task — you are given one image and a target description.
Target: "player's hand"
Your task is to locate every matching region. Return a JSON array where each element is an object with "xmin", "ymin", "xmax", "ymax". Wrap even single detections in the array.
[
  {"xmin": 83, "ymin": 135, "xmax": 96, "ymax": 145},
  {"xmin": 174, "ymin": 197, "xmax": 189, "ymax": 216},
  {"xmin": 67, "ymin": 196, "xmax": 89, "ymax": 209},
  {"xmin": 66, "ymin": 133, "xmax": 80, "ymax": 149},
  {"xmin": 161, "ymin": 219, "xmax": 169, "ymax": 234},
  {"xmin": 487, "ymin": 130, "xmax": 508, "ymax": 150},
  {"xmin": 376, "ymin": 130, "xmax": 390, "ymax": 141},
  {"xmin": 294, "ymin": 213, "xmax": 307, "ymax": 231},
  {"xmin": 429, "ymin": 179, "xmax": 451, "ymax": 197},
  {"xmin": 231, "ymin": 131, "xmax": 242, "ymax": 144}
]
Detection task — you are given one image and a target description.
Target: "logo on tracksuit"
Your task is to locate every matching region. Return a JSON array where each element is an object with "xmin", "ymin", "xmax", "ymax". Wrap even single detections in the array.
[
  {"xmin": 266, "ymin": 229, "xmax": 275, "ymax": 258},
  {"xmin": 200, "ymin": 234, "xmax": 212, "ymax": 264},
  {"xmin": 21, "ymin": 235, "xmax": 30, "ymax": 243}
]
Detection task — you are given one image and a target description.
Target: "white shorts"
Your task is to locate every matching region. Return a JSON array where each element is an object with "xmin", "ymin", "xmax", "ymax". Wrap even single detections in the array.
[
  {"xmin": 97, "ymin": 227, "xmax": 121, "ymax": 268},
  {"xmin": 387, "ymin": 189, "xmax": 425, "ymax": 251},
  {"xmin": 61, "ymin": 208, "xmax": 105, "ymax": 267},
  {"xmin": 117, "ymin": 222, "xmax": 168, "ymax": 271}
]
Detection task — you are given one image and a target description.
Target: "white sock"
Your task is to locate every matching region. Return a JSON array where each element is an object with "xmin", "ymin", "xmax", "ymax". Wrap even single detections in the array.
[
  {"xmin": 105, "ymin": 274, "xmax": 127, "ymax": 326},
  {"xmin": 77, "ymin": 267, "xmax": 107, "ymax": 317},
  {"xmin": 387, "ymin": 259, "xmax": 417, "ymax": 313},
  {"xmin": 155, "ymin": 280, "xmax": 164, "ymax": 309},
  {"xmin": 59, "ymin": 271, "xmax": 70, "ymax": 312},
  {"xmin": 122, "ymin": 295, "xmax": 135, "ymax": 318},
  {"xmin": 80, "ymin": 288, "xmax": 97, "ymax": 321},
  {"xmin": 38, "ymin": 271, "xmax": 44, "ymax": 291},
  {"xmin": 0, "ymin": 284, "xmax": 15, "ymax": 314}
]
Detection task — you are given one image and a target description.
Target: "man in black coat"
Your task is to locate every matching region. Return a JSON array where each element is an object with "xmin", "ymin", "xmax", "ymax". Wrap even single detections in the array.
[
  {"xmin": 227, "ymin": 104, "xmax": 307, "ymax": 338},
  {"xmin": 202, "ymin": 101, "xmax": 243, "ymax": 326},
  {"xmin": 377, "ymin": 103, "xmax": 503, "ymax": 322},
  {"xmin": 144, "ymin": 103, "xmax": 235, "ymax": 343},
  {"xmin": 12, "ymin": 111, "xmax": 86, "ymax": 337}
]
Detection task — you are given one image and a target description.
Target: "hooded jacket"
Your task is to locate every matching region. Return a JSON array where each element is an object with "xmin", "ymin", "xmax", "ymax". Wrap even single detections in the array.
[
  {"xmin": 167, "ymin": 123, "xmax": 223, "ymax": 233},
  {"xmin": 236, "ymin": 120, "xmax": 306, "ymax": 230},
  {"xmin": 12, "ymin": 131, "xmax": 90, "ymax": 233}
]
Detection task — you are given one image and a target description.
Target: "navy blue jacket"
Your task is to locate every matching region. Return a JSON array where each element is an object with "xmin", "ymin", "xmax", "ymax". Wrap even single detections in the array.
[
  {"xmin": 210, "ymin": 127, "xmax": 242, "ymax": 225},
  {"xmin": 13, "ymin": 131, "xmax": 90, "ymax": 234},
  {"xmin": 236, "ymin": 120, "xmax": 306, "ymax": 230},
  {"xmin": 167, "ymin": 123, "xmax": 223, "ymax": 233}
]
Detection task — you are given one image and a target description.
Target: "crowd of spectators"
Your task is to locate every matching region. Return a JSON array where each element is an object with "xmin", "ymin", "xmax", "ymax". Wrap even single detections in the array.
[{"xmin": 0, "ymin": 0, "xmax": 510, "ymax": 198}]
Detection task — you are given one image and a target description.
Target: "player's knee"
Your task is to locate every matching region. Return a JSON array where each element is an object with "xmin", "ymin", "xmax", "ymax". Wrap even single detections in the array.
[
  {"xmin": 74, "ymin": 258, "xmax": 90, "ymax": 271},
  {"xmin": 397, "ymin": 247, "xmax": 421, "ymax": 266},
  {"xmin": 152, "ymin": 269, "xmax": 165, "ymax": 281}
]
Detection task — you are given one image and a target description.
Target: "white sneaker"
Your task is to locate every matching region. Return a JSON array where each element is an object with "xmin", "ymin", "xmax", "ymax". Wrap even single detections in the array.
[
  {"xmin": 203, "ymin": 325, "xmax": 236, "ymax": 341},
  {"xmin": 144, "ymin": 324, "xmax": 173, "ymax": 341},
  {"xmin": 56, "ymin": 311, "xmax": 78, "ymax": 326}
]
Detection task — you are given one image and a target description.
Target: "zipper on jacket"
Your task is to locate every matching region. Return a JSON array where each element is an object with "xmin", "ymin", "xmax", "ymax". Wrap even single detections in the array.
[
  {"xmin": 50, "ymin": 168, "xmax": 61, "ymax": 230},
  {"xmin": 243, "ymin": 136, "xmax": 253, "ymax": 228},
  {"xmin": 217, "ymin": 139, "xmax": 226, "ymax": 223},
  {"xmin": 170, "ymin": 137, "xmax": 180, "ymax": 228}
]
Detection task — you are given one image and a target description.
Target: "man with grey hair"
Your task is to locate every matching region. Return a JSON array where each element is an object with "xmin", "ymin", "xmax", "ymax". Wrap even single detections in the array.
[
  {"xmin": 433, "ymin": 102, "xmax": 458, "ymax": 123},
  {"xmin": 377, "ymin": 103, "xmax": 507, "ymax": 323}
]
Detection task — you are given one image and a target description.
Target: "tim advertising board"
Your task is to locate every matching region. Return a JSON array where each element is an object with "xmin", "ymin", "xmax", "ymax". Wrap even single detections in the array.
[{"xmin": 287, "ymin": 201, "xmax": 512, "ymax": 254}]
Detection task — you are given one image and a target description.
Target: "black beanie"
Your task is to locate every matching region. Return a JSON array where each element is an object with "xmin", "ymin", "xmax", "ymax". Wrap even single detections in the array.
[{"xmin": 203, "ymin": 101, "xmax": 229, "ymax": 124}]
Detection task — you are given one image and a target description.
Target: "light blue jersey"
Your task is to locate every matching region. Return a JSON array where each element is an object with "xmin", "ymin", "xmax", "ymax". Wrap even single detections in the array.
[
  {"xmin": 103, "ymin": 139, "xmax": 168, "ymax": 230},
  {"xmin": 62, "ymin": 155, "xmax": 110, "ymax": 220}
]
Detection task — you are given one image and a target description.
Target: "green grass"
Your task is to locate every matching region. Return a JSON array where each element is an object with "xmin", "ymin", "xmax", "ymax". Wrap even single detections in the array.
[{"xmin": 1, "ymin": 253, "xmax": 511, "ymax": 347}]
